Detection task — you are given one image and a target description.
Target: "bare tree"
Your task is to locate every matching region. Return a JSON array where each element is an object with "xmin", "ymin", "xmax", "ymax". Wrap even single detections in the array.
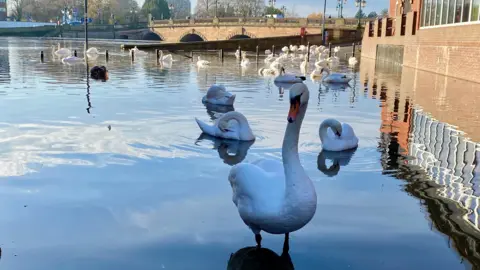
[
  {"xmin": 167, "ymin": 0, "xmax": 191, "ymax": 19},
  {"xmin": 195, "ymin": 0, "xmax": 263, "ymax": 18},
  {"xmin": 10, "ymin": 0, "xmax": 31, "ymax": 21}
]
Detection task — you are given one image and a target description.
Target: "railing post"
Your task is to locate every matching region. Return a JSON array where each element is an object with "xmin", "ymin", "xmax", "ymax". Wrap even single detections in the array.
[
  {"xmin": 352, "ymin": 43, "xmax": 355, "ymax": 57},
  {"xmin": 238, "ymin": 45, "xmax": 242, "ymax": 64},
  {"xmin": 256, "ymin": 45, "xmax": 259, "ymax": 62},
  {"xmin": 307, "ymin": 42, "xmax": 310, "ymax": 62},
  {"xmin": 106, "ymin": 50, "xmax": 109, "ymax": 61},
  {"xmin": 328, "ymin": 43, "xmax": 332, "ymax": 57}
]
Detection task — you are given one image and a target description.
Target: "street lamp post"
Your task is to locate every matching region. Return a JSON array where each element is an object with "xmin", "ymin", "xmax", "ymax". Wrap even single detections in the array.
[
  {"xmin": 169, "ymin": 4, "xmax": 175, "ymax": 19},
  {"xmin": 321, "ymin": 0, "xmax": 326, "ymax": 44},
  {"xmin": 336, "ymin": 0, "xmax": 347, "ymax": 18},
  {"xmin": 355, "ymin": 0, "xmax": 367, "ymax": 27}
]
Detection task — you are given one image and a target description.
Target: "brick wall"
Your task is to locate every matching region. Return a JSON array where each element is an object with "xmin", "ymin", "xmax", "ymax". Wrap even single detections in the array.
[{"xmin": 361, "ymin": 12, "xmax": 480, "ymax": 83}]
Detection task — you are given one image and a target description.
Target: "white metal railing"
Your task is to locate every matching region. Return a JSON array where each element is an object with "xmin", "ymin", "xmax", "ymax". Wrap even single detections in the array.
[{"xmin": 0, "ymin": 21, "xmax": 57, "ymax": 28}]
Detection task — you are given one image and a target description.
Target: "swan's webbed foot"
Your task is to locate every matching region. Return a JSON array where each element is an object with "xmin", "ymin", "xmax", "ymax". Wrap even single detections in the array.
[
  {"xmin": 255, "ymin": 234, "xmax": 262, "ymax": 249},
  {"xmin": 283, "ymin": 233, "xmax": 290, "ymax": 254}
]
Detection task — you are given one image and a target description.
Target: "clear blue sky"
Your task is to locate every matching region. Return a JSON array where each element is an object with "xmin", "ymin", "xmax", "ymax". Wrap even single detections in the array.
[{"xmin": 181, "ymin": 0, "xmax": 388, "ymax": 17}]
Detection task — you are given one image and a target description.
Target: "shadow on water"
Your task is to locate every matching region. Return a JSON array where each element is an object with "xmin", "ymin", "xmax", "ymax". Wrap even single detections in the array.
[
  {"xmin": 195, "ymin": 134, "xmax": 254, "ymax": 166},
  {"xmin": 227, "ymin": 247, "xmax": 293, "ymax": 270},
  {"xmin": 361, "ymin": 58, "xmax": 480, "ymax": 267},
  {"xmin": 317, "ymin": 148, "xmax": 356, "ymax": 177}
]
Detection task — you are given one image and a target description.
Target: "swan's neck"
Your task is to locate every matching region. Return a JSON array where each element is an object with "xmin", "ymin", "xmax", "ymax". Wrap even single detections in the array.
[
  {"xmin": 220, "ymin": 112, "xmax": 252, "ymax": 137},
  {"xmin": 282, "ymin": 103, "xmax": 310, "ymax": 200},
  {"xmin": 319, "ymin": 122, "xmax": 332, "ymax": 143}
]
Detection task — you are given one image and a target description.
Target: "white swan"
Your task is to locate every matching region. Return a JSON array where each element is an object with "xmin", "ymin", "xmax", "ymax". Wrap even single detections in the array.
[
  {"xmin": 86, "ymin": 47, "xmax": 100, "ymax": 55},
  {"xmin": 241, "ymin": 55, "xmax": 250, "ymax": 68},
  {"xmin": 129, "ymin": 46, "xmax": 148, "ymax": 56},
  {"xmin": 159, "ymin": 50, "xmax": 173, "ymax": 62},
  {"xmin": 61, "ymin": 56, "xmax": 84, "ymax": 64},
  {"xmin": 300, "ymin": 55, "xmax": 308, "ymax": 71},
  {"xmin": 258, "ymin": 67, "xmax": 278, "ymax": 76},
  {"xmin": 274, "ymin": 67, "xmax": 306, "ymax": 84},
  {"xmin": 310, "ymin": 68, "xmax": 323, "ymax": 82},
  {"xmin": 197, "ymin": 56, "xmax": 210, "ymax": 67},
  {"xmin": 52, "ymin": 44, "xmax": 71, "ymax": 57},
  {"xmin": 264, "ymin": 54, "xmax": 275, "ymax": 63},
  {"xmin": 348, "ymin": 56, "xmax": 358, "ymax": 66},
  {"xmin": 319, "ymin": 118, "xmax": 359, "ymax": 151},
  {"xmin": 281, "ymin": 46, "xmax": 289, "ymax": 53},
  {"xmin": 202, "ymin": 84, "xmax": 236, "ymax": 105},
  {"xmin": 195, "ymin": 111, "xmax": 254, "ymax": 141},
  {"xmin": 265, "ymin": 49, "xmax": 272, "ymax": 55},
  {"xmin": 235, "ymin": 49, "xmax": 246, "ymax": 59},
  {"xmin": 228, "ymin": 83, "xmax": 317, "ymax": 248},
  {"xmin": 319, "ymin": 68, "xmax": 351, "ymax": 83}
]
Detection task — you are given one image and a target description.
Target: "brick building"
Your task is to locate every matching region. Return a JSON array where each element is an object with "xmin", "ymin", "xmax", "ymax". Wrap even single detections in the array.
[
  {"xmin": 0, "ymin": 0, "xmax": 6, "ymax": 21},
  {"xmin": 361, "ymin": 0, "xmax": 480, "ymax": 83}
]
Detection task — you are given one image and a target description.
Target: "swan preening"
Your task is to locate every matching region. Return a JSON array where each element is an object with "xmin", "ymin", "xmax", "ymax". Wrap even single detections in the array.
[
  {"xmin": 274, "ymin": 67, "xmax": 306, "ymax": 83},
  {"xmin": 202, "ymin": 84, "xmax": 236, "ymax": 106},
  {"xmin": 62, "ymin": 56, "xmax": 84, "ymax": 64},
  {"xmin": 319, "ymin": 118, "xmax": 359, "ymax": 151},
  {"xmin": 228, "ymin": 83, "xmax": 317, "ymax": 248},
  {"xmin": 52, "ymin": 44, "xmax": 71, "ymax": 57},
  {"xmin": 196, "ymin": 111, "xmax": 255, "ymax": 141}
]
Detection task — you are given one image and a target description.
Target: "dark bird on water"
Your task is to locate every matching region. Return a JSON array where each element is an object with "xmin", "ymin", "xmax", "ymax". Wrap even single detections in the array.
[{"xmin": 90, "ymin": 66, "xmax": 109, "ymax": 81}]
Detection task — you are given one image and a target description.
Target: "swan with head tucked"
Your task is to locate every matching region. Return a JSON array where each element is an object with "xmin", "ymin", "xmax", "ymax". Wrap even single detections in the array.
[
  {"xmin": 86, "ymin": 47, "xmax": 100, "ymax": 55},
  {"xmin": 62, "ymin": 56, "xmax": 84, "ymax": 64},
  {"xmin": 348, "ymin": 56, "xmax": 358, "ymax": 66},
  {"xmin": 228, "ymin": 83, "xmax": 317, "ymax": 248},
  {"xmin": 274, "ymin": 67, "xmax": 306, "ymax": 84},
  {"xmin": 197, "ymin": 56, "xmax": 210, "ymax": 67},
  {"xmin": 52, "ymin": 44, "xmax": 71, "ymax": 57},
  {"xmin": 202, "ymin": 84, "xmax": 236, "ymax": 106},
  {"xmin": 195, "ymin": 111, "xmax": 254, "ymax": 141},
  {"xmin": 319, "ymin": 67, "xmax": 351, "ymax": 83},
  {"xmin": 319, "ymin": 118, "xmax": 358, "ymax": 151}
]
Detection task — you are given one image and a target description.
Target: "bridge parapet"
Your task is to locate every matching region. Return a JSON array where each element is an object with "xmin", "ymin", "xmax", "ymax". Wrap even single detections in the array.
[{"xmin": 152, "ymin": 17, "xmax": 375, "ymax": 29}]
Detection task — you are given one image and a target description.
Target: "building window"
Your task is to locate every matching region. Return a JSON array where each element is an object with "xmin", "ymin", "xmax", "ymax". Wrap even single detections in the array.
[
  {"xmin": 463, "ymin": 0, "xmax": 471, "ymax": 21},
  {"xmin": 472, "ymin": 0, "xmax": 480, "ymax": 20},
  {"xmin": 431, "ymin": 0, "xmax": 437, "ymax": 24},
  {"xmin": 448, "ymin": 0, "xmax": 456, "ymax": 22},
  {"xmin": 455, "ymin": 0, "xmax": 463, "ymax": 22},
  {"xmin": 442, "ymin": 0, "xmax": 449, "ymax": 23},
  {"xmin": 436, "ymin": 0, "xmax": 443, "ymax": 23}
]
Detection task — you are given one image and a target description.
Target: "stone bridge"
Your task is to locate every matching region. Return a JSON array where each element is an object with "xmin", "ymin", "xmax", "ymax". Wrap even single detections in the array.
[{"xmin": 147, "ymin": 17, "xmax": 374, "ymax": 43}]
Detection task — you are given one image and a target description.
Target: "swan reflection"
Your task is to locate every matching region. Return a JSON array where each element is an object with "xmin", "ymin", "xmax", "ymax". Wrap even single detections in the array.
[
  {"xmin": 322, "ymin": 82, "xmax": 350, "ymax": 91},
  {"xmin": 196, "ymin": 134, "xmax": 254, "ymax": 165},
  {"xmin": 204, "ymin": 103, "xmax": 235, "ymax": 120},
  {"xmin": 317, "ymin": 148, "xmax": 356, "ymax": 177},
  {"xmin": 227, "ymin": 246, "xmax": 293, "ymax": 270}
]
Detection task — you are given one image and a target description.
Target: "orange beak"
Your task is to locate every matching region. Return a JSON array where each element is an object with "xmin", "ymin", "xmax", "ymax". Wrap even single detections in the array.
[{"xmin": 288, "ymin": 100, "xmax": 300, "ymax": 123}]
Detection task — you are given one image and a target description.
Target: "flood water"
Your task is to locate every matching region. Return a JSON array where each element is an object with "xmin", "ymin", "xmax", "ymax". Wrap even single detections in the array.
[{"xmin": 0, "ymin": 37, "xmax": 479, "ymax": 270}]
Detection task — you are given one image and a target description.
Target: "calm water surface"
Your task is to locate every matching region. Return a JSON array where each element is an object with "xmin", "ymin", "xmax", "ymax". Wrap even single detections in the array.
[{"xmin": 0, "ymin": 37, "xmax": 479, "ymax": 270}]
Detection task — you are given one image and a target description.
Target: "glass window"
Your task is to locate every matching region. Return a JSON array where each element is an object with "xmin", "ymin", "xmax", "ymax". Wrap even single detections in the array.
[
  {"xmin": 431, "ymin": 0, "xmax": 437, "ymax": 24},
  {"xmin": 442, "ymin": 0, "xmax": 449, "ymax": 23},
  {"xmin": 463, "ymin": 0, "xmax": 471, "ymax": 21},
  {"xmin": 449, "ymin": 0, "xmax": 456, "ymax": 22},
  {"xmin": 424, "ymin": 0, "xmax": 431, "ymax": 25},
  {"xmin": 436, "ymin": 0, "xmax": 442, "ymax": 23},
  {"xmin": 455, "ymin": 0, "xmax": 463, "ymax": 22},
  {"xmin": 423, "ymin": 0, "xmax": 431, "ymax": 25},
  {"xmin": 472, "ymin": 0, "xmax": 480, "ymax": 20}
]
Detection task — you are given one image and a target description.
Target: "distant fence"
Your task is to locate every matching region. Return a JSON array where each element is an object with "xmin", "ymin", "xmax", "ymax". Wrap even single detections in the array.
[{"xmin": 0, "ymin": 21, "xmax": 57, "ymax": 28}]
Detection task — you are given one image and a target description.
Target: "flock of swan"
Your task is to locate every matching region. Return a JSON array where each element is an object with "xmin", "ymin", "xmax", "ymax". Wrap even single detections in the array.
[
  {"xmin": 195, "ymin": 54, "xmax": 359, "ymax": 249},
  {"xmin": 53, "ymin": 41, "xmax": 360, "ymax": 250}
]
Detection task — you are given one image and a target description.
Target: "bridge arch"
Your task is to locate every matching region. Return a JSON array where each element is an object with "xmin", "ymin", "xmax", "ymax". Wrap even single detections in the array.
[
  {"xmin": 143, "ymin": 31, "xmax": 164, "ymax": 41},
  {"xmin": 227, "ymin": 29, "xmax": 257, "ymax": 40},
  {"xmin": 179, "ymin": 29, "xmax": 207, "ymax": 42}
]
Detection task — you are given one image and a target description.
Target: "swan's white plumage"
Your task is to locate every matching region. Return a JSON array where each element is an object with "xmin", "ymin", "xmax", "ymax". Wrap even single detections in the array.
[
  {"xmin": 195, "ymin": 111, "xmax": 254, "ymax": 141},
  {"xmin": 61, "ymin": 56, "xmax": 84, "ymax": 64},
  {"xmin": 229, "ymin": 83, "xmax": 317, "ymax": 235},
  {"xmin": 348, "ymin": 56, "xmax": 358, "ymax": 65},
  {"xmin": 319, "ymin": 118, "xmax": 359, "ymax": 151},
  {"xmin": 86, "ymin": 47, "xmax": 100, "ymax": 55},
  {"xmin": 197, "ymin": 56, "xmax": 210, "ymax": 67}
]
